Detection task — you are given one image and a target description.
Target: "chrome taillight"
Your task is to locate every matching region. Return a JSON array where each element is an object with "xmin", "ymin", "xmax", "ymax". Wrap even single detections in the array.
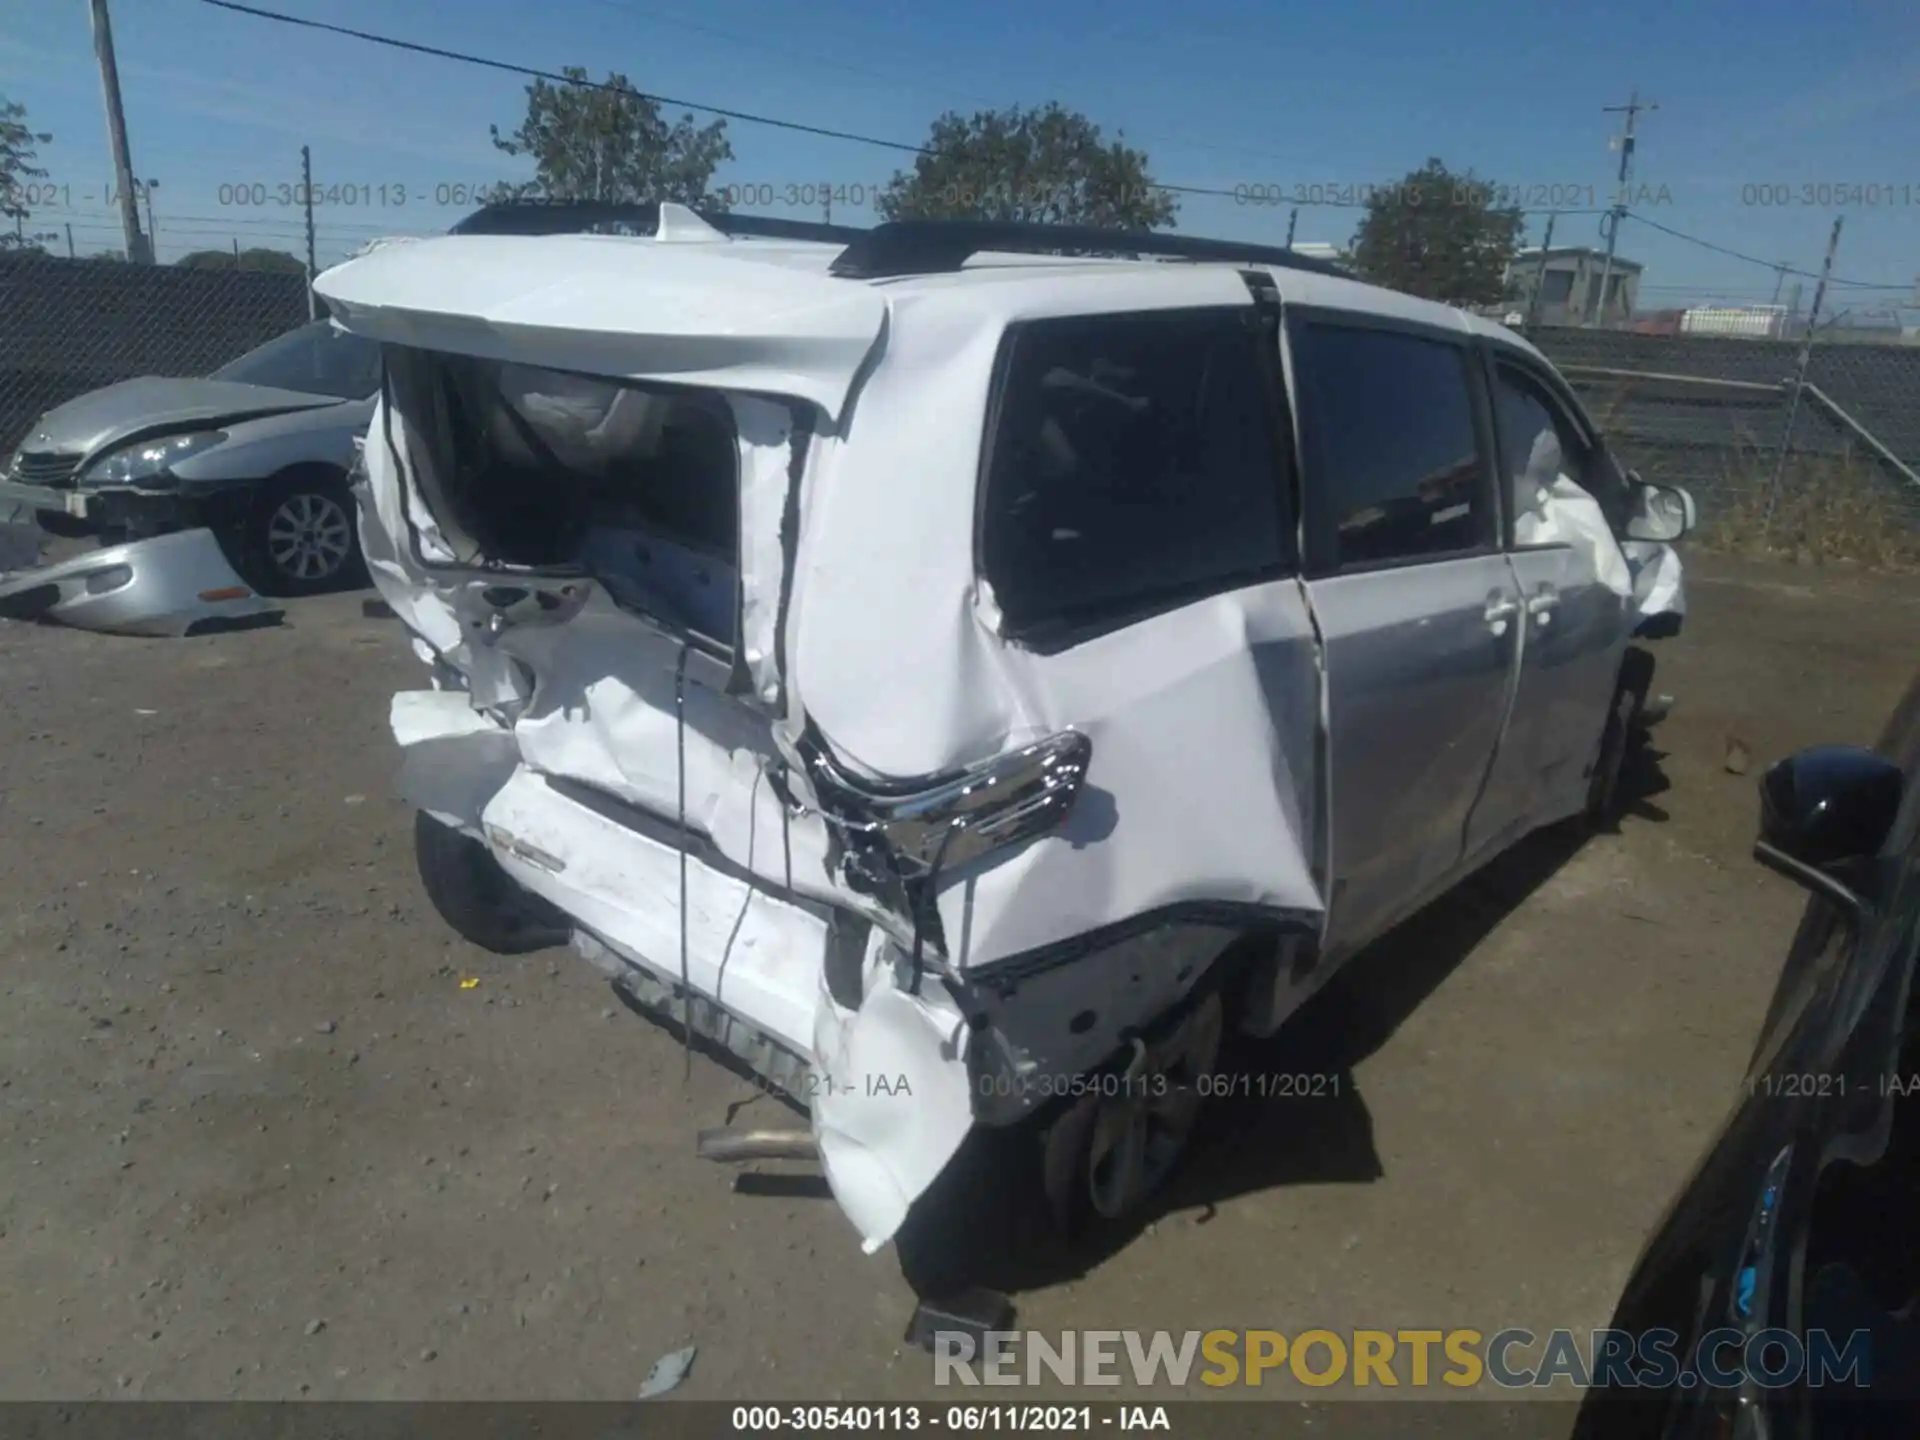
[{"xmin": 813, "ymin": 730, "xmax": 1093, "ymax": 878}]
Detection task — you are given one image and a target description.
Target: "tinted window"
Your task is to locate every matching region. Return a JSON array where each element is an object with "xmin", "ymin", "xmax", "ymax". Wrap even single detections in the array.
[
  {"xmin": 979, "ymin": 307, "xmax": 1289, "ymax": 636},
  {"xmin": 1296, "ymin": 324, "xmax": 1487, "ymax": 567},
  {"xmin": 213, "ymin": 321, "xmax": 381, "ymax": 400},
  {"xmin": 1493, "ymin": 363, "xmax": 1588, "ymax": 494},
  {"xmin": 1491, "ymin": 359, "xmax": 1632, "ymax": 537}
]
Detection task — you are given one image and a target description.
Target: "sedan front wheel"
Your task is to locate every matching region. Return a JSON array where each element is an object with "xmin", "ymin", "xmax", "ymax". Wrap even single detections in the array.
[{"xmin": 239, "ymin": 470, "xmax": 363, "ymax": 597}]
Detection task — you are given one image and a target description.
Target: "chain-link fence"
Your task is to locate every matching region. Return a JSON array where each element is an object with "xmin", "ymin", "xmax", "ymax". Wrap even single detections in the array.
[
  {"xmin": 1526, "ymin": 324, "xmax": 1920, "ymax": 560},
  {"xmin": 5, "ymin": 247, "xmax": 1917, "ymax": 560},
  {"xmin": 0, "ymin": 252, "xmax": 312, "ymax": 455}
]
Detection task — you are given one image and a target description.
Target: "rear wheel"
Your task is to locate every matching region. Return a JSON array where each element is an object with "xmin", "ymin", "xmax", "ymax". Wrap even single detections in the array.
[
  {"xmin": 238, "ymin": 470, "xmax": 363, "ymax": 597},
  {"xmin": 1041, "ymin": 988, "xmax": 1225, "ymax": 1235},
  {"xmin": 413, "ymin": 810, "xmax": 571, "ymax": 955}
]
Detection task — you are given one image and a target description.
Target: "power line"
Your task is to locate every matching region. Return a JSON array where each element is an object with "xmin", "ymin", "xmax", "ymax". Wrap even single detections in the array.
[
  {"xmin": 174, "ymin": 0, "xmax": 1920, "ymax": 299},
  {"xmin": 197, "ymin": 0, "xmax": 929, "ymax": 155},
  {"xmin": 1624, "ymin": 212, "xmax": 1904, "ymax": 290},
  {"xmin": 188, "ymin": 0, "xmax": 1608, "ymax": 213},
  {"xmin": 582, "ymin": 0, "xmax": 1334, "ymax": 170}
]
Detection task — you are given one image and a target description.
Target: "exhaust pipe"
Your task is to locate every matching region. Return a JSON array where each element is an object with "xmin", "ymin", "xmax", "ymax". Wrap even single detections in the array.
[{"xmin": 696, "ymin": 1127, "xmax": 819, "ymax": 1163}]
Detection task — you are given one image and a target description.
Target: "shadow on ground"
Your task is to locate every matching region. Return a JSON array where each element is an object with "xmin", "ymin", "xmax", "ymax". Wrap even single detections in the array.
[{"xmin": 893, "ymin": 731, "xmax": 1675, "ymax": 1299}]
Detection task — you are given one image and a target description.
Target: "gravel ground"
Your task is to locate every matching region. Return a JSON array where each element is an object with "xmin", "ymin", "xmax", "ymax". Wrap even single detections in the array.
[{"xmin": 0, "ymin": 550, "xmax": 1913, "ymax": 1409}]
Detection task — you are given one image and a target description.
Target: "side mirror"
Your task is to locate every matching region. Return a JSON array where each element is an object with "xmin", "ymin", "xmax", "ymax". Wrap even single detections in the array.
[
  {"xmin": 1626, "ymin": 480, "xmax": 1696, "ymax": 542},
  {"xmin": 1754, "ymin": 745, "xmax": 1903, "ymax": 913}
]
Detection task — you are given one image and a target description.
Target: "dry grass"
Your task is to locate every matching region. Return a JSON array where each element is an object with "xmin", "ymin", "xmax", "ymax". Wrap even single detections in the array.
[
  {"xmin": 1582, "ymin": 381, "xmax": 1920, "ymax": 571},
  {"xmin": 1692, "ymin": 446, "xmax": 1920, "ymax": 571}
]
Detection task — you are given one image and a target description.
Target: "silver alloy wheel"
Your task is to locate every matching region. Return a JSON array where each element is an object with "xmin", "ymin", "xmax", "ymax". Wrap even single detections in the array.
[
  {"xmin": 1083, "ymin": 989, "xmax": 1224, "ymax": 1221},
  {"xmin": 265, "ymin": 490, "xmax": 353, "ymax": 582}
]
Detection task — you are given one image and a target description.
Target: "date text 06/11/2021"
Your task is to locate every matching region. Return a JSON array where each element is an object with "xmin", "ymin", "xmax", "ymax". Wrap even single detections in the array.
[
  {"xmin": 759, "ymin": 1071, "xmax": 1344, "ymax": 1105},
  {"xmin": 730, "ymin": 1404, "xmax": 1171, "ymax": 1431},
  {"xmin": 1744, "ymin": 1071, "xmax": 1920, "ymax": 1098}
]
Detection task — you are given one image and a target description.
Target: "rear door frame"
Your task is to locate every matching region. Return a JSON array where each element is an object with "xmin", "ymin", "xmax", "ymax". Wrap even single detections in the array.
[{"xmin": 1281, "ymin": 303, "xmax": 1524, "ymax": 958}]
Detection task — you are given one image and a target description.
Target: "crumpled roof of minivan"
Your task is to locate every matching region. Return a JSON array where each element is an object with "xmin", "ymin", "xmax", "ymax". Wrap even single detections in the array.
[{"xmin": 312, "ymin": 230, "xmax": 887, "ymax": 422}]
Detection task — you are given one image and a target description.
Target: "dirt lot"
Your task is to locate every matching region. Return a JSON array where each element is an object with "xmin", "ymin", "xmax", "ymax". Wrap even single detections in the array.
[{"xmin": 0, "ymin": 550, "xmax": 1913, "ymax": 1407}]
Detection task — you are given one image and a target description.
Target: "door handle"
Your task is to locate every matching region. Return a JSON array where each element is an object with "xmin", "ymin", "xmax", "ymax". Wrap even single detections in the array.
[
  {"xmin": 1484, "ymin": 594, "xmax": 1519, "ymax": 637},
  {"xmin": 1527, "ymin": 587, "xmax": 1559, "ymax": 625}
]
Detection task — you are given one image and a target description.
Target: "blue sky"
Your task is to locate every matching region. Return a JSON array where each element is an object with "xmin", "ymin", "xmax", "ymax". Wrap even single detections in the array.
[{"xmin": 3, "ymin": 0, "xmax": 1917, "ymax": 313}]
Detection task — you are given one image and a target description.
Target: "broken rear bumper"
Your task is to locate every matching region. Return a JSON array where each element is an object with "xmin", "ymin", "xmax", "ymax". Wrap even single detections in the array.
[
  {"xmin": 390, "ymin": 688, "xmax": 979, "ymax": 1253},
  {"xmin": 0, "ymin": 527, "xmax": 279, "ymax": 637}
]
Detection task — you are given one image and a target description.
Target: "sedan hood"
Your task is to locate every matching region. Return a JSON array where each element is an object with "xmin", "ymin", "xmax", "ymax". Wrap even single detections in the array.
[{"xmin": 22, "ymin": 377, "xmax": 348, "ymax": 462}]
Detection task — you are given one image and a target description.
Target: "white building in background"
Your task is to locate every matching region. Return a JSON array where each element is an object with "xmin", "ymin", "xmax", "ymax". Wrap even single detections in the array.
[
  {"xmin": 1680, "ymin": 305, "xmax": 1788, "ymax": 339},
  {"xmin": 1503, "ymin": 246, "xmax": 1643, "ymax": 327},
  {"xmin": 1287, "ymin": 242, "xmax": 1345, "ymax": 263}
]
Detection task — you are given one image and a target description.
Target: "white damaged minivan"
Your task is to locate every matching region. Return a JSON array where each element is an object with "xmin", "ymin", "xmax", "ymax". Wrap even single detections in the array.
[{"xmin": 315, "ymin": 204, "xmax": 1692, "ymax": 1256}]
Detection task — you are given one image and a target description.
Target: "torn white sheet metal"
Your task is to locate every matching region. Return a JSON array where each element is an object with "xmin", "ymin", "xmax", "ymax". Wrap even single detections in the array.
[
  {"xmin": 1511, "ymin": 431, "xmax": 1634, "ymax": 599},
  {"xmin": 355, "ymin": 412, "xmax": 463, "ymax": 647},
  {"xmin": 365, "ymin": 428, "xmax": 855, "ymax": 931},
  {"xmin": 484, "ymin": 767, "xmax": 830, "ymax": 1054},
  {"xmin": 390, "ymin": 689, "xmax": 522, "ymax": 833},
  {"xmin": 495, "ymin": 604, "xmax": 838, "ymax": 896},
  {"xmin": 784, "ymin": 276, "xmax": 1326, "ymax": 967},
  {"xmin": 732, "ymin": 396, "xmax": 796, "ymax": 708},
  {"xmin": 345, "ymin": 270, "xmax": 1327, "ymax": 1252},
  {"xmin": 1624, "ymin": 539, "xmax": 1685, "ymax": 625},
  {"xmin": 312, "ymin": 226, "xmax": 888, "ymax": 424},
  {"xmin": 810, "ymin": 964, "xmax": 975, "ymax": 1253}
]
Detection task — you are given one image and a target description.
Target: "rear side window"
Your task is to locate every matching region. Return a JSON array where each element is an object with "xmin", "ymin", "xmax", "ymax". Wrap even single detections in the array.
[
  {"xmin": 978, "ymin": 307, "xmax": 1290, "ymax": 639},
  {"xmin": 1293, "ymin": 323, "xmax": 1490, "ymax": 569}
]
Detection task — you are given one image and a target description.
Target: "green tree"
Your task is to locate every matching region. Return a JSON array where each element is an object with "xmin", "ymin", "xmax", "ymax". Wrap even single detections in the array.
[
  {"xmin": 489, "ymin": 68, "xmax": 732, "ymax": 208},
  {"xmin": 1350, "ymin": 158, "xmax": 1523, "ymax": 305},
  {"xmin": 1, "ymin": 95, "xmax": 57, "ymax": 252},
  {"xmin": 878, "ymin": 103, "xmax": 1178, "ymax": 230},
  {"xmin": 176, "ymin": 246, "xmax": 306, "ymax": 273}
]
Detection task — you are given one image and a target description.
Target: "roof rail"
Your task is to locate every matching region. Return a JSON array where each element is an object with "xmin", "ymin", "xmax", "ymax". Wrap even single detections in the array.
[
  {"xmin": 448, "ymin": 199, "xmax": 868, "ymax": 246},
  {"xmin": 825, "ymin": 219, "xmax": 1352, "ymax": 280}
]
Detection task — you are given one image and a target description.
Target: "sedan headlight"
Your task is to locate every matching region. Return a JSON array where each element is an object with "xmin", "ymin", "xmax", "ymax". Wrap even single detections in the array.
[{"xmin": 81, "ymin": 430, "xmax": 228, "ymax": 487}]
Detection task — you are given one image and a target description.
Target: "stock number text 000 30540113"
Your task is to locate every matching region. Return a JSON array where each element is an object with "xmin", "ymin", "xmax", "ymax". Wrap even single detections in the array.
[{"xmin": 731, "ymin": 1407, "xmax": 1166, "ymax": 1432}]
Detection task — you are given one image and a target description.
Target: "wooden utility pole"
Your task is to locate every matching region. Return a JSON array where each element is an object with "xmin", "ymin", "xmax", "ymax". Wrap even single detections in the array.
[
  {"xmin": 88, "ymin": 0, "xmax": 152, "ymax": 264},
  {"xmin": 1592, "ymin": 89, "xmax": 1655, "ymax": 325}
]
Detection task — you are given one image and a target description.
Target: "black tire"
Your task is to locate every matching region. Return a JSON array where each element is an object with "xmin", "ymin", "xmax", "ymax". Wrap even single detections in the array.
[
  {"xmin": 413, "ymin": 810, "xmax": 571, "ymax": 955},
  {"xmin": 237, "ymin": 469, "xmax": 365, "ymax": 597},
  {"xmin": 34, "ymin": 509, "xmax": 96, "ymax": 540},
  {"xmin": 1040, "ymin": 985, "xmax": 1225, "ymax": 1239},
  {"xmin": 1586, "ymin": 646, "xmax": 1656, "ymax": 829}
]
